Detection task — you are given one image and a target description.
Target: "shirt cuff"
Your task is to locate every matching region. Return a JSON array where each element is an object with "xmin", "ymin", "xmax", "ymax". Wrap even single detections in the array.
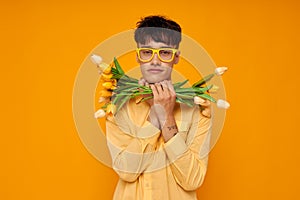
[{"xmin": 164, "ymin": 134, "xmax": 188, "ymax": 162}]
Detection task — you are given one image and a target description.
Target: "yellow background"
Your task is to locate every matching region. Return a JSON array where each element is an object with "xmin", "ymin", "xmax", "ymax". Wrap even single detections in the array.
[{"xmin": 1, "ymin": 0, "xmax": 299, "ymax": 199}]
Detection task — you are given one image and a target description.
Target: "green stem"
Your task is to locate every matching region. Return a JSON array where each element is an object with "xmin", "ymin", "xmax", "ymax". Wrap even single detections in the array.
[{"xmin": 176, "ymin": 93, "xmax": 194, "ymax": 99}]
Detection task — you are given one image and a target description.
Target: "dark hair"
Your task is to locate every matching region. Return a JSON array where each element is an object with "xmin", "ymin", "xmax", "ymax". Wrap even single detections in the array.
[{"xmin": 134, "ymin": 15, "xmax": 182, "ymax": 48}]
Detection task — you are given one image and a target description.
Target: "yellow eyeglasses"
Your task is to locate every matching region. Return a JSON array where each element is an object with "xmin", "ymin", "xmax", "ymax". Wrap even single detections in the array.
[{"xmin": 136, "ymin": 48, "xmax": 178, "ymax": 62}]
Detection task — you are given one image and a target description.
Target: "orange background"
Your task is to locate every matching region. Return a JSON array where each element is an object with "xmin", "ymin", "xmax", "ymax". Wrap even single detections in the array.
[{"xmin": 1, "ymin": 0, "xmax": 300, "ymax": 199}]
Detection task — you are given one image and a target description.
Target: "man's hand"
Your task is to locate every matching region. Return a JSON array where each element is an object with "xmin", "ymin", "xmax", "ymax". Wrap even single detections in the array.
[
  {"xmin": 150, "ymin": 80, "xmax": 178, "ymax": 142},
  {"xmin": 150, "ymin": 80, "xmax": 176, "ymax": 124},
  {"xmin": 139, "ymin": 78, "xmax": 178, "ymax": 141}
]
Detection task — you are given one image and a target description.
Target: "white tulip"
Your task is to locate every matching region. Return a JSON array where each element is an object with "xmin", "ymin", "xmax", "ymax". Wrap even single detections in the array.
[
  {"xmin": 194, "ymin": 96, "xmax": 206, "ymax": 105},
  {"xmin": 94, "ymin": 109, "xmax": 106, "ymax": 118},
  {"xmin": 215, "ymin": 67, "xmax": 228, "ymax": 76},
  {"xmin": 216, "ymin": 99, "xmax": 230, "ymax": 109},
  {"xmin": 90, "ymin": 54, "xmax": 103, "ymax": 65}
]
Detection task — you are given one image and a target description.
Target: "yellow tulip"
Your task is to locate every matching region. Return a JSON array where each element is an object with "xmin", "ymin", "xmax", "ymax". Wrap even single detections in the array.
[
  {"xmin": 112, "ymin": 79, "xmax": 117, "ymax": 86},
  {"xmin": 102, "ymin": 82, "xmax": 113, "ymax": 89},
  {"xmin": 106, "ymin": 104, "xmax": 117, "ymax": 117},
  {"xmin": 103, "ymin": 65, "xmax": 112, "ymax": 74},
  {"xmin": 101, "ymin": 73, "xmax": 113, "ymax": 81},
  {"xmin": 99, "ymin": 89, "xmax": 112, "ymax": 97}
]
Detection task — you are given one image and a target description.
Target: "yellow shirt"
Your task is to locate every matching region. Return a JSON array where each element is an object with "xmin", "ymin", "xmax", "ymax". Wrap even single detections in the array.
[{"xmin": 106, "ymin": 98, "xmax": 212, "ymax": 200}]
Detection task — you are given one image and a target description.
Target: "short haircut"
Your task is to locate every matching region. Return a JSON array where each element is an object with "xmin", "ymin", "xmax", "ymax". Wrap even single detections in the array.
[{"xmin": 134, "ymin": 15, "xmax": 182, "ymax": 48}]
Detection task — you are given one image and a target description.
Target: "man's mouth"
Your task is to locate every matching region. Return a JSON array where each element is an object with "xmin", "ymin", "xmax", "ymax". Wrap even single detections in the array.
[{"xmin": 147, "ymin": 69, "xmax": 163, "ymax": 73}]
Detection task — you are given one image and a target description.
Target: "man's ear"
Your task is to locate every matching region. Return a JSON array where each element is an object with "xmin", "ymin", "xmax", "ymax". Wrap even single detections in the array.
[{"xmin": 174, "ymin": 50, "xmax": 181, "ymax": 64}]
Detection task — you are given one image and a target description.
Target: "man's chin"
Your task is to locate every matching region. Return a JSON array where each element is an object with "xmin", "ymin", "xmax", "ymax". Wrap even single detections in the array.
[
  {"xmin": 144, "ymin": 77, "xmax": 166, "ymax": 84},
  {"xmin": 146, "ymin": 80, "xmax": 163, "ymax": 84}
]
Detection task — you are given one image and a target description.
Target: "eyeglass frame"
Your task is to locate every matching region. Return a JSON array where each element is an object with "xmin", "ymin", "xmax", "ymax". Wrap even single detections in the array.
[{"xmin": 136, "ymin": 47, "xmax": 179, "ymax": 63}]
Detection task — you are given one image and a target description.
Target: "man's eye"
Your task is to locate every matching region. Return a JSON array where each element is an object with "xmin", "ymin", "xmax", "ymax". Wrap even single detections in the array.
[
  {"xmin": 160, "ymin": 50, "xmax": 172, "ymax": 55},
  {"xmin": 142, "ymin": 50, "xmax": 152, "ymax": 54}
]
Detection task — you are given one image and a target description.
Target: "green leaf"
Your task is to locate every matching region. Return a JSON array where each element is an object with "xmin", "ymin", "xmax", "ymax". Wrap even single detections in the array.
[
  {"xmin": 173, "ymin": 79, "xmax": 189, "ymax": 88},
  {"xmin": 111, "ymin": 67, "xmax": 118, "ymax": 74},
  {"xmin": 193, "ymin": 85, "xmax": 213, "ymax": 93},
  {"xmin": 111, "ymin": 75, "xmax": 122, "ymax": 80},
  {"xmin": 112, "ymin": 93, "xmax": 122, "ymax": 105},
  {"xmin": 176, "ymin": 96, "xmax": 194, "ymax": 107},
  {"xmin": 117, "ymin": 82, "xmax": 140, "ymax": 88},
  {"xmin": 118, "ymin": 78, "xmax": 139, "ymax": 85},
  {"xmin": 176, "ymin": 93, "xmax": 194, "ymax": 100},
  {"xmin": 175, "ymin": 87, "xmax": 195, "ymax": 93},
  {"xmin": 123, "ymin": 75, "xmax": 139, "ymax": 83},
  {"xmin": 116, "ymin": 94, "xmax": 131, "ymax": 113},
  {"xmin": 133, "ymin": 90, "xmax": 153, "ymax": 95},
  {"xmin": 192, "ymin": 73, "xmax": 215, "ymax": 87},
  {"xmin": 113, "ymin": 87, "xmax": 136, "ymax": 93},
  {"xmin": 114, "ymin": 57, "xmax": 125, "ymax": 76},
  {"xmin": 123, "ymin": 92, "xmax": 135, "ymax": 96},
  {"xmin": 101, "ymin": 102, "xmax": 110, "ymax": 109},
  {"xmin": 197, "ymin": 93, "xmax": 216, "ymax": 103},
  {"xmin": 139, "ymin": 96, "xmax": 154, "ymax": 103}
]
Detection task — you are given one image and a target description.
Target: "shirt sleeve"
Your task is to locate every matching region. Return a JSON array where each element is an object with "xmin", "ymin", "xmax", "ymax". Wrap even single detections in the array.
[
  {"xmin": 163, "ymin": 108, "xmax": 212, "ymax": 191},
  {"xmin": 106, "ymin": 104, "xmax": 161, "ymax": 183}
]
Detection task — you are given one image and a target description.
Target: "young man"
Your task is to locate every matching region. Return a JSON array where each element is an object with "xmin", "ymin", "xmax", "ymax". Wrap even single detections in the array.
[{"xmin": 106, "ymin": 15, "xmax": 212, "ymax": 200}]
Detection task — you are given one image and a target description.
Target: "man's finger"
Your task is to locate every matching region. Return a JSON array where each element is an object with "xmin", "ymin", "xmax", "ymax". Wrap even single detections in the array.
[
  {"xmin": 145, "ymin": 81, "xmax": 149, "ymax": 88},
  {"xmin": 151, "ymin": 84, "xmax": 159, "ymax": 96},
  {"xmin": 160, "ymin": 81, "xmax": 170, "ymax": 95},
  {"xmin": 138, "ymin": 78, "xmax": 145, "ymax": 86},
  {"xmin": 155, "ymin": 83, "xmax": 164, "ymax": 95},
  {"xmin": 166, "ymin": 80, "xmax": 175, "ymax": 95}
]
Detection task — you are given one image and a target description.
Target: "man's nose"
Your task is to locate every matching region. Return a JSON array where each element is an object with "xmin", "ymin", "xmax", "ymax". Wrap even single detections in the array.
[{"xmin": 151, "ymin": 52, "xmax": 161, "ymax": 65}]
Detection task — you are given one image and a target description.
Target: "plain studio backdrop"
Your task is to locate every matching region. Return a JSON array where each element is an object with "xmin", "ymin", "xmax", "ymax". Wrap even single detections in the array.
[{"xmin": 0, "ymin": 0, "xmax": 299, "ymax": 199}]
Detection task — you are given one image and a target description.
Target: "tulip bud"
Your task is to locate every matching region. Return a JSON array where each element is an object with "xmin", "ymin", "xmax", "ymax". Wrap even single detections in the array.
[
  {"xmin": 216, "ymin": 99, "xmax": 230, "ymax": 109},
  {"xmin": 194, "ymin": 96, "xmax": 206, "ymax": 105},
  {"xmin": 106, "ymin": 104, "xmax": 117, "ymax": 116},
  {"xmin": 112, "ymin": 79, "xmax": 117, "ymax": 86},
  {"xmin": 99, "ymin": 90, "xmax": 112, "ymax": 97},
  {"xmin": 208, "ymin": 85, "xmax": 219, "ymax": 93},
  {"xmin": 102, "ymin": 65, "xmax": 112, "ymax": 74},
  {"xmin": 102, "ymin": 82, "xmax": 113, "ymax": 89},
  {"xmin": 101, "ymin": 73, "xmax": 113, "ymax": 81},
  {"xmin": 98, "ymin": 97, "xmax": 107, "ymax": 103},
  {"xmin": 90, "ymin": 54, "xmax": 102, "ymax": 65},
  {"xmin": 94, "ymin": 109, "xmax": 106, "ymax": 118},
  {"xmin": 215, "ymin": 67, "xmax": 228, "ymax": 76}
]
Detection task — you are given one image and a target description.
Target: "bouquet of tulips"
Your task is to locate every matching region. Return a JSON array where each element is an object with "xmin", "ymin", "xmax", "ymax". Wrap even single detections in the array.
[{"xmin": 91, "ymin": 54, "xmax": 230, "ymax": 118}]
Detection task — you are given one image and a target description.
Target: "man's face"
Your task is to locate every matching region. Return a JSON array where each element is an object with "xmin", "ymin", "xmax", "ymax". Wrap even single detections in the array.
[{"xmin": 137, "ymin": 39, "xmax": 180, "ymax": 83}]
